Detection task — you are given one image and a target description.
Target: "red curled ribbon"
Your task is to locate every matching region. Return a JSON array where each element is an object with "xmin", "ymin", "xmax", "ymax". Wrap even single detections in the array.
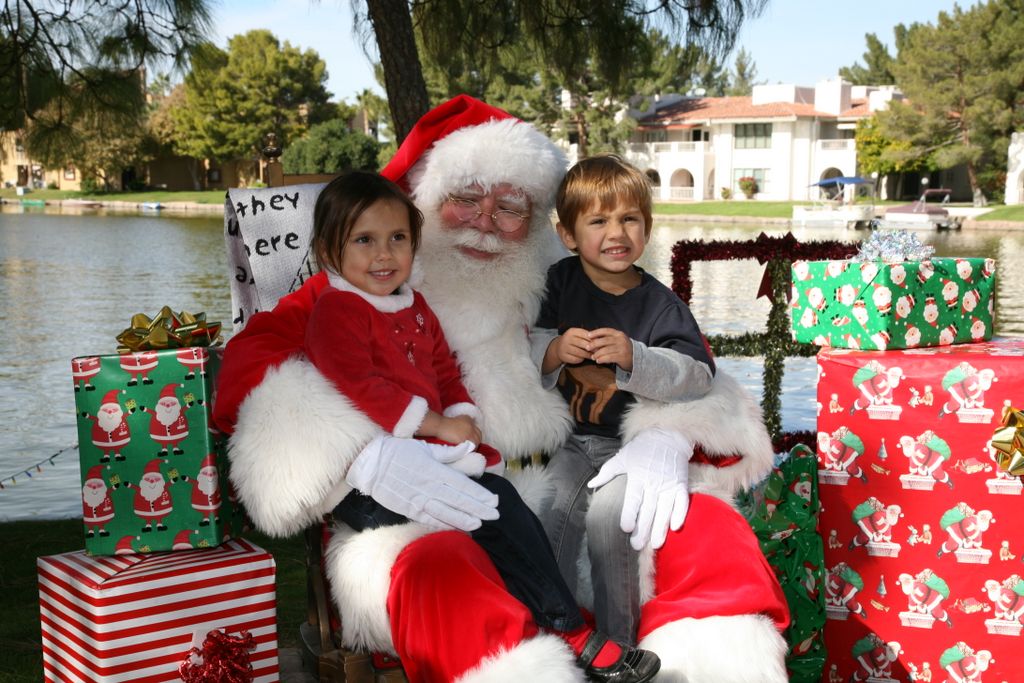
[{"xmin": 178, "ymin": 628, "xmax": 256, "ymax": 683}]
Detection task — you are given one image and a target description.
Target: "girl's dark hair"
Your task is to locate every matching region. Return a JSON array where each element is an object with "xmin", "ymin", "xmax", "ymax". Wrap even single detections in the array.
[{"xmin": 311, "ymin": 170, "xmax": 423, "ymax": 274}]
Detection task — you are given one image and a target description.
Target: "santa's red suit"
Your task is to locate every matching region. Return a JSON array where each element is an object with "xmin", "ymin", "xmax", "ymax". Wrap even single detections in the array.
[
  {"xmin": 214, "ymin": 96, "xmax": 788, "ymax": 682},
  {"xmin": 90, "ymin": 416, "xmax": 131, "ymax": 452}
]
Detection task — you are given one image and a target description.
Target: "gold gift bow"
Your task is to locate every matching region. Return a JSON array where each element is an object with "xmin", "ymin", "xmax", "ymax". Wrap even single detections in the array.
[
  {"xmin": 116, "ymin": 306, "xmax": 222, "ymax": 353},
  {"xmin": 990, "ymin": 405, "xmax": 1024, "ymax": 477}
]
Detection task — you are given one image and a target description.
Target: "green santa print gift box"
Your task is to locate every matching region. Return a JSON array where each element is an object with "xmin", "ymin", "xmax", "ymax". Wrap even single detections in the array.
[
  {"xmin": 71, "ymin": 347, "xmax": 245, "ymax": 555},
  {"xmin": 789, "ymin": 255, "xmax": 996, "ymax": 350}
]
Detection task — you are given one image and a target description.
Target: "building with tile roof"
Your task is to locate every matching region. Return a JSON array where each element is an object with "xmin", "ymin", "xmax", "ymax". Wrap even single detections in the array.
[{"xmin": 619, "ymin": 79, "xmax": 905, "ymax": 202}]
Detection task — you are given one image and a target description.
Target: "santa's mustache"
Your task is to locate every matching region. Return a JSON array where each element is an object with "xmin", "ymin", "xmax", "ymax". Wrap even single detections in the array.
[{"xmin": 446, "ymin": 227, "xmax": 507, "ymax": 254}]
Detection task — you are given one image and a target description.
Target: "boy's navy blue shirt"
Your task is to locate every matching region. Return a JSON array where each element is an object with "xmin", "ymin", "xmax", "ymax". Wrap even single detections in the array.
[{"xmin": 536, "ymin": 256, "xmax": 715, "ymax": 438}]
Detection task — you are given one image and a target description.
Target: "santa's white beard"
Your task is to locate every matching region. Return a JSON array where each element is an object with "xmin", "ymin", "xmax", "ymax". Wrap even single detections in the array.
[
  {"xmin": 97, "ymin": 408, "xmax": 123, "ymax": 433},
  {"xmin": 417, "ymin": 209, "xmax": 558, "ymax": 350},
  {"xmin": 140, "ymin": 478, "xmax": 166, "ymax": 502},
  {"xmin": 155, "ymin": 402, "xmax": 181, "ymax": 427},
  {"xmin": 196, "ymin": 470, "xmax": 218, "ymax": 495},
  {"xmin": 82, "ymin": 482, "xmax": 107, "ymax": 508}
]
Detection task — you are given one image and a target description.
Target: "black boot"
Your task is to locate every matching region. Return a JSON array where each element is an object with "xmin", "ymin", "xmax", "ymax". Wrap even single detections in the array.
[{"xmin": 577, "ymin": 633, "xmax": 661, "ymax": 683}]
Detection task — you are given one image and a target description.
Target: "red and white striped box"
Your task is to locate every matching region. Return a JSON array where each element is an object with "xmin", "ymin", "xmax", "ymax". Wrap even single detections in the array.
[{"xmin": 37, "ymin": 538, "xmax": 279, "ymax": 682}]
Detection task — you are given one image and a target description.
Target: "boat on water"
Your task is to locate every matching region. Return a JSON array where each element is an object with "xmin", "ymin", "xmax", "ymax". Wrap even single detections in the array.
[
  {"xmin": 792, "ymin": 176, "xmax": 876, "ymax": 230},
  {"xmin": 139, "ymin": 201, "xmax": 163, "ymax": 211},
  {"xmin": 874, "ymin": 188, "xmax": 962, "ymax": 231},
  {"xmin": 61, "ymin": 199, "xmax": 103, "ymax": 209},
  {"xmin": 19, "ymin": 198, "xmax": 46, "ymax": 207}
]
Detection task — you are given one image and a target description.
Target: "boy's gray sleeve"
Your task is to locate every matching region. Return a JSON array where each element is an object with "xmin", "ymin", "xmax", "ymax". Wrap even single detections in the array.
[
  {"xmin": 616, "ymin": 340, "xmax": 714, "ymax": 401},
  {"xmin": 529, "ymin": 326, "xmax": 562, "ymax": 390}
]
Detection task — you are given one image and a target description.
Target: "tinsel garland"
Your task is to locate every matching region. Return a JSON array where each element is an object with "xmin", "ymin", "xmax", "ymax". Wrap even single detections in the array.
[{"xmin": 671, "ymin": 232, "xmax": 858, "ymax": 441}]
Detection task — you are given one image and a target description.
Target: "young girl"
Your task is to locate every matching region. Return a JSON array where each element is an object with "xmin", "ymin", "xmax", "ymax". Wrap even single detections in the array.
[{"xmin": 303, "ymin": 170, "xmax": 660, "ymax": 683}]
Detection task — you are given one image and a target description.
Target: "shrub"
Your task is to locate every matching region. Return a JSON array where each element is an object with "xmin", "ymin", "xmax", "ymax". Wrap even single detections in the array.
[{"xmin": 720, "ymin": 187, "xmax": 733, "ymax": 200}]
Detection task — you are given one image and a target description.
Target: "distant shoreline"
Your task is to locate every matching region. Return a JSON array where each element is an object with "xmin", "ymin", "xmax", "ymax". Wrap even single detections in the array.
[
  {"xmin": 0, "ymin": 197, "xmax": 224, "ymax": 214},
  {"xmin": 4, "ymin": 197, "xmax": 1024, "ymax": 229}
]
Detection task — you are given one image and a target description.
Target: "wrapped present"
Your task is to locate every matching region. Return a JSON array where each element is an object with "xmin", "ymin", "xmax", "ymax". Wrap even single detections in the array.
[
  {"xmin": 71, "ymin": 346, "xmax": 247, "ymax": 555},
  {"xmin": 814, "ymin": 339, "xmax": 1024, "ymax": 682},
  {"xmin": 790, "ymin": 234, "xmax": 996, "ymax": 349},
  {"xmin": 37, "ymin": 538, "xmax": 279, "ymax": 682},
  {"xmin": 739, "ymin": 445, "xmax": 827, "ymax": 683}
]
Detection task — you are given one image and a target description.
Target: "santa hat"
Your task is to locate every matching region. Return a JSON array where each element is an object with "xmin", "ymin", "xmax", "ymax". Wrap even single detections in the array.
[
  {"xmin": 159, "ymin": 384, "xmax": 180, "ymax": 401},
  {"xmin": 86, "ymin": 465, "xmax": 106, "ymax": 483},
  {"xmin": 101, "ymin": 389, "xmax": 121, "ymax": 407},
  {"xmin": 382, "ymin": 94, "xmax": 568, "ymax": 226},
  {"xmin": 172, "ymin": 529, "xmax": 194, "ymax": 550},
  {"xmin": 143, "ymin": 459, "xmax": 163, "ymax": 476},
  {"xmin": 115, "ymin": 536, "xmax": 136, "ymax": 555},
  {"xmin": 198, "ymin": 453, "xmax": 217, "ymax": 472}
]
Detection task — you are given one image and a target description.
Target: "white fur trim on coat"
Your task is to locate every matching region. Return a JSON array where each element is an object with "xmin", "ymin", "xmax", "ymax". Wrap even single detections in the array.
[
  {"xmin": 410, "ymin": 118, "xmax": 568, "ymax": 222},
  {"xmin": 443, "ymin": 401, "xmax": 482, "ymax": 422},
  {"xmin": 455, "ymin": 632, "xmax": 584, "ymax": 683},
  {"xmin": 227, "ymin": 356, "xmax": 382, "ymax": 537},
  {"xmin": 621, "ymin": 369, "xmax": 774, "ymax": 502},
  {"xmin": 324, "ymin": 522, "xmax": 437, "ymax": 653},
  {"xmin": 393, "ymin": 395, "xmax": 428, "ymax": 438},
  {"xmin": 639, "ymin": 615, "xmax": 787, "ymax": 683}
]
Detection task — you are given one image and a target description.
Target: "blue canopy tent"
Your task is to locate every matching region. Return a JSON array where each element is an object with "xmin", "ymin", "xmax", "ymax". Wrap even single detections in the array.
[
  {"xmin": 810, "ymin": 176, "xmax": 872, "ymax": 187},
  {"xmin": 810, "ymin": 176, "xmax": 875, "ymax": 202}
]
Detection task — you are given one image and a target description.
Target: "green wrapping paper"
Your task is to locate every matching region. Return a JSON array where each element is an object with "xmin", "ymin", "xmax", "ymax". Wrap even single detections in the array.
[
  {"xmin": 789, "ymin": 256, "xmax": 996, "ymax": 350},
  {"xmin": 740, "ymin": 444, "xmax": 827, "ymax": 683}
]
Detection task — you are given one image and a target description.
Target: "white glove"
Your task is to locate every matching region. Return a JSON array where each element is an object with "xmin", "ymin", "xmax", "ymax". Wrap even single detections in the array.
[
  {"xmin": 346, "ymin": 435, "xmax": 499, "ymax": 531},
  {"xmin": 429, "ymin": 440, "xmax": 487, "ymax": 477},
  {"xmin": 588, "ymin": 428, "xmax": 693, "ymax": 550}
]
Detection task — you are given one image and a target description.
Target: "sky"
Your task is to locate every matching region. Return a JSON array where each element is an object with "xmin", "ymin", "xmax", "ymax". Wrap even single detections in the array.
[{"xmin": 211, "ymin": 0, "xmax": 967, "ymax": 103}]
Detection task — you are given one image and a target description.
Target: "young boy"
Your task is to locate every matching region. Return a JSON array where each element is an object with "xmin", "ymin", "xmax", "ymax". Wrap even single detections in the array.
[{"xmin": 532, "ymin": 154, "xmax": 716, "ymax": 645}]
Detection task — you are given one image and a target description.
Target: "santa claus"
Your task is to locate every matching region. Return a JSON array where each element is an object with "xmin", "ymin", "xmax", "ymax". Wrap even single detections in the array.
[
  {"xmin": 177, "ymin": 346, "xmax": 209, "ymax": 380},
  {"xmin": 82, "ymin": 465, "xmax": 115, "ymax": 537},
  {"xmin": 119, "ymin": 350, "xmax": 158, "ymax": 386},
  {"xmin": 134, "ymin": 458, "xmax": 173, "ymax": 532},
  {"xmin": 143, "ymin": 383, "xmax": 190, "ymax": 456},
  {"xmin": 214, "ymin": 96, "xmax": 788, "ymax": 682},
  {"xmin": 83, "ymin": 389, "xmax": 132, "ymax": 462},
  {"xmin": 71, "ymin": 356, "xmax": 101, "ymax": 392},
  {"xmin": 191, "ymin": 453, "xmax": 221, "ymax": 526}
]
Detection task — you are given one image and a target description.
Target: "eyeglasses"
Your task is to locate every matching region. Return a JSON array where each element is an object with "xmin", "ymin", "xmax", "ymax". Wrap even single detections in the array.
[{"xmin": 445, "ymin": 194, "xmax": 530, "ymax": 233}]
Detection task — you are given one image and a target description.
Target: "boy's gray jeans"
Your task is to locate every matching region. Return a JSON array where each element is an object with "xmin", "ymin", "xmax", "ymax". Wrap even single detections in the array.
[{"xmin": 537, "ymin": 433, "xmax": 641, "ymax": 645}]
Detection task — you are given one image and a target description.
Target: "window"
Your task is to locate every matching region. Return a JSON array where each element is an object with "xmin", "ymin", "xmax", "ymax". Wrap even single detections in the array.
[
  {"xmin": 734, "ymin": 123, "xmax": 772, "ymax": 149},
  {"xmin": 64, "ymin": 166, "xmax": 76, "ymax": 180},
  {"xmin": 641, "ymin": 130, "xmax": 667, "ymax": 143},
  {"xmin": 732, "ymin": 169, "xmax": 769, "ymax": 193}
]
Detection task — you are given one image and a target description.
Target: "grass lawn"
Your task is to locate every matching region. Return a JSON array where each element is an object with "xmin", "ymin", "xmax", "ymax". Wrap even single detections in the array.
[
  {"xmin": 654, "ymin": 200, "xmax": 800, "ymax": 218},
  {"xmin": 0, "ymin": 518, "xmax": 306, "ymax": 682},
  {"xmin": 973, "ymin": 204, "xmax": 1024, "ymax": 221},
  {"xmin": 0, "ymin": 188, "xmax": 227, "ymax": 204}
]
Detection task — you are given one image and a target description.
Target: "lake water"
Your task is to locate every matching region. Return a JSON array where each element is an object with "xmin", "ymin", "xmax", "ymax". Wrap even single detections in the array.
[{"xmin": 2, "ymin": 204, "xmax": 1024, "ymax": 521}]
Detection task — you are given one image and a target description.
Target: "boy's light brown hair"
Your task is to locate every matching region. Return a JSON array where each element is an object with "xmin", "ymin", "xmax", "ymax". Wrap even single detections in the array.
[{"xmin": 555, "ymin": 154, "xmax": 654, "ymax": 239}]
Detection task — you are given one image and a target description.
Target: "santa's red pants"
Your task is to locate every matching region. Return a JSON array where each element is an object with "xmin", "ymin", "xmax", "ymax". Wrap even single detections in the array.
[{"xmin": 386, "ymin": 493, "xmax": 789, "ymax": 682}]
